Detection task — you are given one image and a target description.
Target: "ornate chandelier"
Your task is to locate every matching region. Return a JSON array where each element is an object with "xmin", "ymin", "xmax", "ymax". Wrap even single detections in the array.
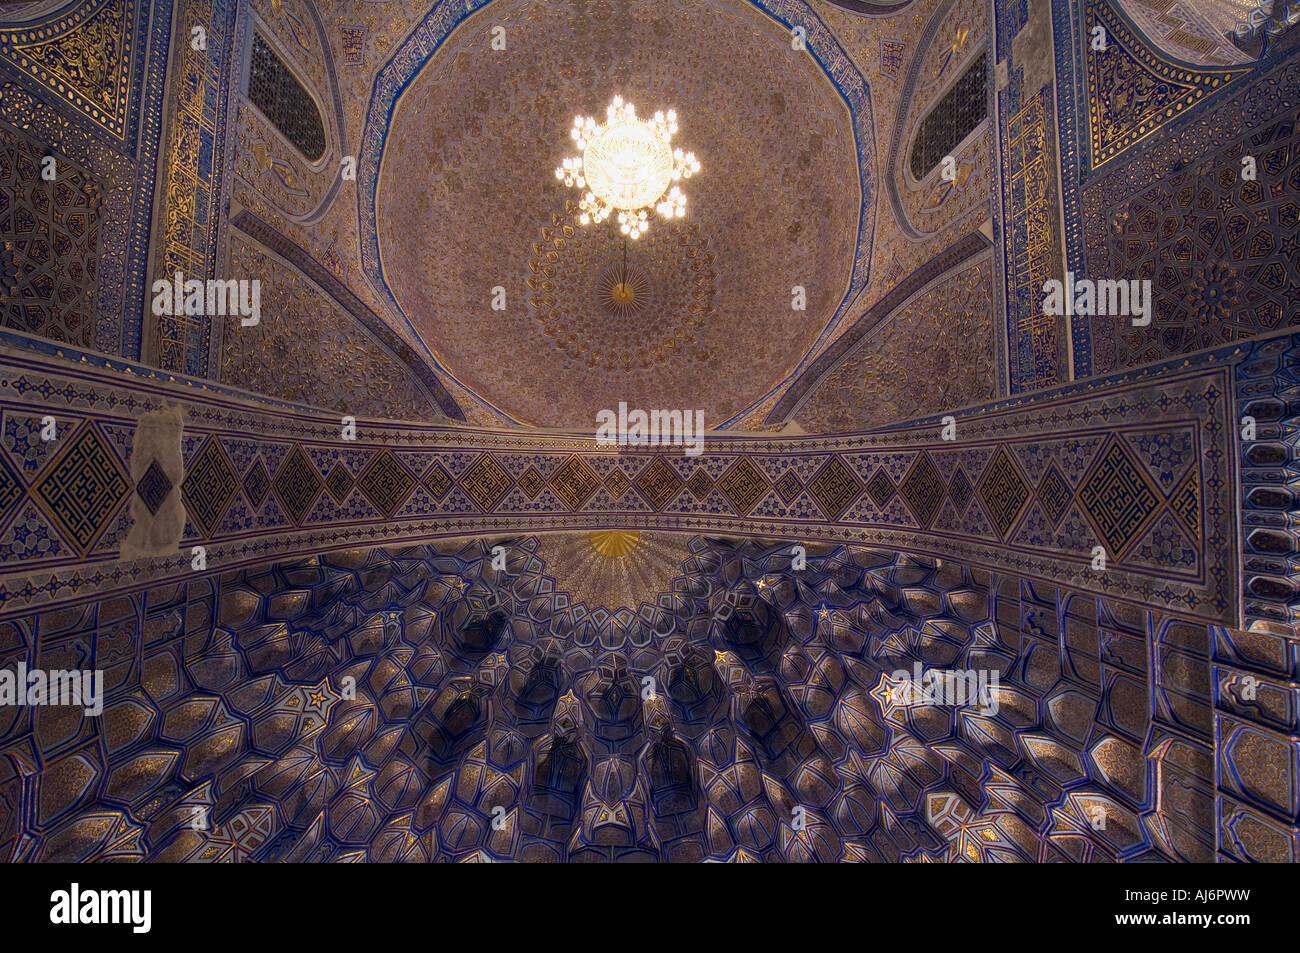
[{"xmin": 555, "ymin": 95, "xmax": 700, "ymax": 239}]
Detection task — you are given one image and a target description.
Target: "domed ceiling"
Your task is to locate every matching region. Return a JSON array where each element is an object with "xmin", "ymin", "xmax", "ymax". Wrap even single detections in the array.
[{"xmin": 370, "ymin": 0, "xmax": 864, "ymax": 428}]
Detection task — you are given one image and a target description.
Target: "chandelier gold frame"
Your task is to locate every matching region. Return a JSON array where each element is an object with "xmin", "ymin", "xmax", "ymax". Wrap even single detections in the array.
[{"xmin": 556, "ymin": 95, "xmax": 700, "ymax": 239}]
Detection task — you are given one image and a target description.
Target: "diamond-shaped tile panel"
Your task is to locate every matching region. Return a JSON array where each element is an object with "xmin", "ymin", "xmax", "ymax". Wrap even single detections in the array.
[
  {"xmin": 135, "ymin": 458, "xmax": 173, "ymax": 516},
  {"xmin": 865, "ymin": 468, "xmax": 896, "ymax": 508},
  {"xmin": 325, "ymin": 463, "xmax": 353, "ymax": 503},
  {"xmin": 460, "ymin": 453, "xmax": 513, "ymax": 511},
  {"xmin": 898, "ymin": 453, "xmax": 946, "ymax": 529},
  {"xmin": 518, "ymin": 466, "xmax": 545, "ymax": 500},
  {"xmin": 949, "ymin": 468, "xmax": 973, "ymax": 516},
  {"xmin": 33, "ymin": 424, "xmax": 131, "ymax": 551},
  {"xmin": 358, "ymin": 450, "xmax": 415, "ymax": 516},
  {"xmin": 273, "ymin": 446, "xmax": 323, "ymax": 525},
  {"xmin": 1037, "ymin": 464, "xmax": 1072, "ymax": 526},
  {"xmin": 717, "ymin": 458, "xmax": 768, "ymax": 515},
  {"xmin": 978, "ymin": 447, "xmax": 1031, "ymax": 539},
  {"xmin": 635, "ymin": 457, "xmax": 684, "ymax": 510},
  {"xmin": 1079, "ymin": 439, "xmax": 1160, "ymax": 556},
  {"xmin": 685, "ymin": 468, "xmax": 714, "ymax": 501},
  {"xmin": 179, "ymin": 436, "xmax": 238, "ymax": 537},
  {"xmin": 605, "ymin": 468, "xmax": 631, "ymax": 500},
  {"xmin": 807, "ymin": 455, "xmax": 861, "ymax": 520},
  {"xmin": 423, "ymin": 461, "xmax": 453, "ymax": 501},
  {"xmin": 243, "ymin": 459, "xmax": 270, "ymax": 510},
  {"xmin": 0, "ymin": 452, "xmax": 22, "ymax": 527},
  {"xmin": 773, "ymin": 469, "xmax": 802, "ymax": 504},
  {"xmin": 549, "ymin": 455, "xmax": 601, "ymax": 510}
]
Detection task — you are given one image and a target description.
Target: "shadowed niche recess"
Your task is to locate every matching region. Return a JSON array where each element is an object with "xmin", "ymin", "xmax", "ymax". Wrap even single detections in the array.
[
  {"xmin": 248, "ymin": 31, "xmax": 325, "ymax": 162},
  {"xmin": 910, "ymin": 49, "xmax": 987, "ymax": 181}
]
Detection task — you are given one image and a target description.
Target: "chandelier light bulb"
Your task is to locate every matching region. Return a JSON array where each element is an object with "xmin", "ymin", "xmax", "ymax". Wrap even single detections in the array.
[{"xmin": 557, "ymin": 95, "xmax": 700, "ymax": 237}]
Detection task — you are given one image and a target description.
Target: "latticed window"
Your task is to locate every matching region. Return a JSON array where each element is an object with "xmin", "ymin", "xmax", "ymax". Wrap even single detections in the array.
[
  {"xmin": 247, "ymin": 31, "xmax": 326, "ymax": 162},
  {"xmin": 909, "ymin": 50, "xmax": 988, "ymax": 181}
]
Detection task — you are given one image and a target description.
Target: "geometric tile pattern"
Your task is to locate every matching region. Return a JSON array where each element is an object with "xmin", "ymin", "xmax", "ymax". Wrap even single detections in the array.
[
  {"xmin": 685, "ymin": 467, "xmax": 714, "ymax": 501},
  {"xmin": 325, "ymin": 462, "xmax": 354, "ymax": 503},
  {"xmin": 635, "ymin": 458, "xmax": 683, "ymax": 511},
  {"xmin": 423, "ymin": 462, "xmax": 454, "ymax": 501},
  {"xmin": 978, "ymin": 447, "xmax": 1030, "ymax": 540},
  {"xmin": 898, "ymin": 452, "xmax": 945, "ymax": 529},
  {"xmin": 243, "ymin": 458, "xmax": 271, "ymax": 510},
  {"xmin": 806, "ymin": 455, "xmax": 859, "ymax": 519},
  {"xmin": 357, "ymin": 450, "xmax": 414, "ymax": 516},
  {"xmin": 34, "ymin": 424, "xmax": 130, "ymax": 550},
  {"xmin": 1169, "ymin": 472, "xmax": 1200, "ymax": 544},
  {"xmin": 517, "ymin": 466, "xmax": 545, "ymax": 500},
  {"xmin": 865, "ymin": 468, "xmax": 897, "ymax": 509},
  {"xmin": 0, "ymin": 452, "xmax": 23, "ymax": 525},
  {"xmin": 1055, "ymin": 0, "xmax": 1300, "ymax": 386},
  {"xmin": 135, "ymin": 457, "xmax": 173, "ymax": 515},
  {"xmin": 182, "ymin": 437, "xmax": 239, "ymax": 536},
  {"xmin": 774, "ymin": 468, "xmax": 803, "ymax": 504},
  {"xmin": 605, "ymin": 468, "xmax": 631, "ymax": 501},
  {"xmin": 0, "ymin": 138, "xmax": 103, "ymax": 348},
  {"xmin": 949, "ymin": 468, "xmax": 973, "ymax": 516},
  {"xmin": 717, "ymin": 458, "xmax": 768, "ymax": 515},
  {"xmin": 1085, "ymin": 97, "xmax": 1300, "ymax": 374},
  {"xmin": 460, "ymin": 453, "xmax": 512, "ymax": 512},
  {"xmin": 911, "ymin": 50, "xmax": 988, "ymax": 179},
  {"xmin": 1037, "ymin": 464, "xmax": 1072, "ymax": 526},
  {"xmin": 248, "ymin": 32, "xmax": 325, "ymax": 161},
  {"xmin": 549, "ymin": 456, "xmax": 600, "ymax": 510},
  {"xmin": 273, "ymin": 447, "xmax": 322, "ymax": 526},
  {"xmin": 1078, "ymin": 439, "xmax": 1159, "ymax": 556}
]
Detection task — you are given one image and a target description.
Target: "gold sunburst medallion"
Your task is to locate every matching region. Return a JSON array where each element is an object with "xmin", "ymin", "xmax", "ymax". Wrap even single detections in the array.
[
  {"xmin": 595, "ymin": 262, "xmax": 649, "ymax": 318},
  {"xmin": 589, "ymin": 529, "xmax": 641, "ymax": 558}
]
